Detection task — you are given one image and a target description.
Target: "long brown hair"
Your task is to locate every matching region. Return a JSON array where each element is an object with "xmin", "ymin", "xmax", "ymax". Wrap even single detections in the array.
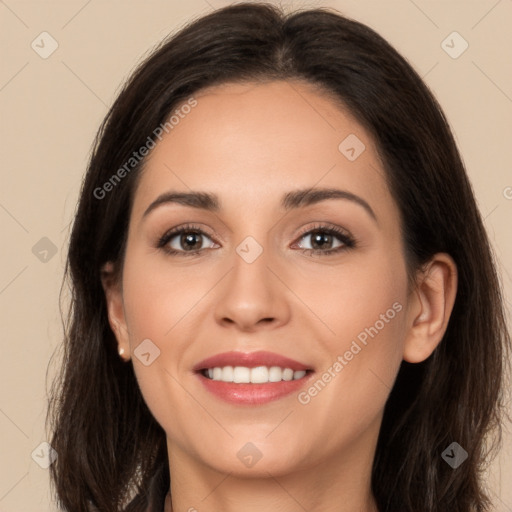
[{"xmin": 47, "ymin": 3, "xmax": 511, "ymax": 511}]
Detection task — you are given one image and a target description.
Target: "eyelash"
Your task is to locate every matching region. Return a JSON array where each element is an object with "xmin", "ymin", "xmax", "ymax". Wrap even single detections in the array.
[{"xmin": 156, "ymin": 222, "xmax": 356, "ymax": 257}]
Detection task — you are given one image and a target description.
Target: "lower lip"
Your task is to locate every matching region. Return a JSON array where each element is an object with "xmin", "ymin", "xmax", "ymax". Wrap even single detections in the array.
[{"xmin": 195, "ymin": 372, "xmax": 314, "ymax": 405}]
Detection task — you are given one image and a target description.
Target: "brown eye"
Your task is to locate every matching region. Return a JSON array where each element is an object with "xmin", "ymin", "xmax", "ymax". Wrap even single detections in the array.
[
  {"xmin": 296, "ymin": 227, "xmax": 354, "ymax": 254},
  {"xmin": 157, "ymin": 224, "xmax": 219, "ymax": 256},
  {"xmin": 303, "ymin": 231, "xmax": 338, "ymax": 250},
  {"xmin": 177, "ymin": 232, "xmax": 205, "ymax": 251}
]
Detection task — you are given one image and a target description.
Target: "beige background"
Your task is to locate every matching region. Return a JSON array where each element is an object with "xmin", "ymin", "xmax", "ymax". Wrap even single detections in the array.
[{"xmin": 0, "ymin": 0, "xmax": 511, "ymax": 510}]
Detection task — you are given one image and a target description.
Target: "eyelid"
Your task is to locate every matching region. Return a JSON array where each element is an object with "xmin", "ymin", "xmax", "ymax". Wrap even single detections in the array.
[
  {"xmin": 158, "ymin": 222, "xmax": 217, "ymax": 239},
  {"xmin": 294, "ymin": 221, "xmax": 352, "ymax": 240}
]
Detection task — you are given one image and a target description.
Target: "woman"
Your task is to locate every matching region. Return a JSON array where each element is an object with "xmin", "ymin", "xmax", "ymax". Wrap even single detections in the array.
[{"xmin": 47, "ymin": 3, "xmax": 510, "ymax": 511}]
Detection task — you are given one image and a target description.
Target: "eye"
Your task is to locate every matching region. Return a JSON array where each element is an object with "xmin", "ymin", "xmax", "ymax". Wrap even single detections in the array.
[
  {"xmin": 293, "ymin": 223, "xmax": 356, "ymax": 256},
  {"xmin": 157, "ymin": 224, "xmax": 218, "ymax": 256},
  {"xmin": 157, "ymin": 222, "xmax": 356, "ymax": 257}
]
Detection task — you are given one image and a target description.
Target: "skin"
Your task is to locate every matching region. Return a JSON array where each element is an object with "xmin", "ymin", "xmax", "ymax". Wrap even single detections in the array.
[{"xmin": 102, "ymin": 80, "xmax": 457, "ymax": 512}]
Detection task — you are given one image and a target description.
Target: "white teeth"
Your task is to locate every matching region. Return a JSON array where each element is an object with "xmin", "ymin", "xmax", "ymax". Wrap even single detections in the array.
[
  {"xmin": 268, "ymin": 366, "xmax": 282, "ymax": 382},
  {"xmin": 233, "ymin": 366, "xmax": 250, "ymax": 383},
  {"xmin": 250, "ymin": 366, "xmax": 269, "ymax": 383},
  {"xmin": 282, "ymin": 368, "xmax": 294, "ymax": 381},
  {"xmin": 204, "ymin": 365, "xmax": 308, "ymax": 383},
  {"xmin": 222, "ymin": 366, "xmax": 234, "ymax": 382}
]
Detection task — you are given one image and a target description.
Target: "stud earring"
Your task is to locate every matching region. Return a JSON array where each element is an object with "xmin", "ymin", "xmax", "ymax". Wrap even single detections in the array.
[{"xmin": 118, "ymin": 347, "xmax": 125, "ymax": 357}]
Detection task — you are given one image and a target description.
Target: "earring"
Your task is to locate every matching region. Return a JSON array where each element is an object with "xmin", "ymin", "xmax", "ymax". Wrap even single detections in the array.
[{"xmin": 118, "ymin": 347, "xmax": 125, "ymax": 357}]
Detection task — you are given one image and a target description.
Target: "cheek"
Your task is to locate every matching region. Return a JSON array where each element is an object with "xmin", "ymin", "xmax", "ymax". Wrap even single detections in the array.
[
  {"xmin": 301, "ymin": 251, "xmax": 407, "ymax": 429},
  {"xmin": 119, "ymin": 249, "xmax": 212, "ymax": 435},
  {"xmin": 121, "ymin": 250, "xmax": 212, "ymax": 345},
  {"xmin": 295, "ymin": 244, "xmax": 408, "ymax": 351}
]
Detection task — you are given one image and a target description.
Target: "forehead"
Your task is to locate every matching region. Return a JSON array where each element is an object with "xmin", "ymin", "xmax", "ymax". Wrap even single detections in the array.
[{"xmin": 133, "ymin": 80, "xmax": 395, "ymax": 222}]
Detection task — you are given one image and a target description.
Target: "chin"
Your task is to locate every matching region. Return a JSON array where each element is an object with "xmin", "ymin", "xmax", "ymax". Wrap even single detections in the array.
[{"xmin": 195, "ymin": 440, "xmax": 307, "ymax": 478}]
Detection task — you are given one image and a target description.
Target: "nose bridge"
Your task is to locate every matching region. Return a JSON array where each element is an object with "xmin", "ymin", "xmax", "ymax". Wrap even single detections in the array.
[
  {"xmin": 235, "ymin": 234, "xmax": 266, "ymax": 267},
  {"xmin": 213, "ymin": 233, "xmax": 291, "ymax": 329},
  {"xmin": 229, "ymin": 235, "xmax": 275, "ymax": 300}
]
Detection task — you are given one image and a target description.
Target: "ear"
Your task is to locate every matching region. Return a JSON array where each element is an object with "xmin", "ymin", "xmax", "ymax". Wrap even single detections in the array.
[
  {"xmin": 100, "ymin": 261, "xmax": 131, "ymax": 361},
  {"xmin": 403, "ymin": 253, "xmax": 457, "ymax": 363}
]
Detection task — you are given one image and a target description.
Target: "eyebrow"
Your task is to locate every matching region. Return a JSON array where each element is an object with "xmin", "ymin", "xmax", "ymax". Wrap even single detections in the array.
[{"xmin": 142, "ymin": 187, "xmax": 377, "ymax": 221}]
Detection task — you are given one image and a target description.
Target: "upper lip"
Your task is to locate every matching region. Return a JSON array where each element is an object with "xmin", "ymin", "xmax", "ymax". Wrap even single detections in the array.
[{"xmin": 193, "ymin": 351, "xmax": 312, "ymax": 372}]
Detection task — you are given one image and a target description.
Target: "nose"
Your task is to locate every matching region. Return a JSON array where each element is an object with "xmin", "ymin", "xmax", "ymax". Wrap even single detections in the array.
[{"xmin": 213, "ymin": 247, "xmax": 291, "ymax": 332}]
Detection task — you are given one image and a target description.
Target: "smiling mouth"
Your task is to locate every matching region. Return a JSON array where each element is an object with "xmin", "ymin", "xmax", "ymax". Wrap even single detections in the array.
[
  {"xmin": 193, "ymin": 351, "xmax": 315, "ymax": 405},
  {"xmin": 199, "ymin": 366, "xmax": 313, "ymax": 383}
]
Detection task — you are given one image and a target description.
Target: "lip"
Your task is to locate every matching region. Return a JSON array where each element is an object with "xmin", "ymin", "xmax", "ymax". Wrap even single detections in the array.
[
  {"xmin": 193, "ymin": 350, "xmax": 312, "ymax": 372},
  {"xmin": 193, "ymin": 351, "xmax": 315, "ymax": 406}
]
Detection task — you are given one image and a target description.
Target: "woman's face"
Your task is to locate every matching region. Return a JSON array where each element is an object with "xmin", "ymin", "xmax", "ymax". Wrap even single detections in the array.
[{"xmin": 111, "ymin": 80, "xmax": 413, "ymax": 479}]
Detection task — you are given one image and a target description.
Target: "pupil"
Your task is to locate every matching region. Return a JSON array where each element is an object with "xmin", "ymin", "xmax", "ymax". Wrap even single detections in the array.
[
  {"xmin": 312, "ymin": 232, "xmax": 332, "ymax": 250},
  {"xmin": 182, "ymin": 232, "xmax": 201, "ymax": 250}
]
